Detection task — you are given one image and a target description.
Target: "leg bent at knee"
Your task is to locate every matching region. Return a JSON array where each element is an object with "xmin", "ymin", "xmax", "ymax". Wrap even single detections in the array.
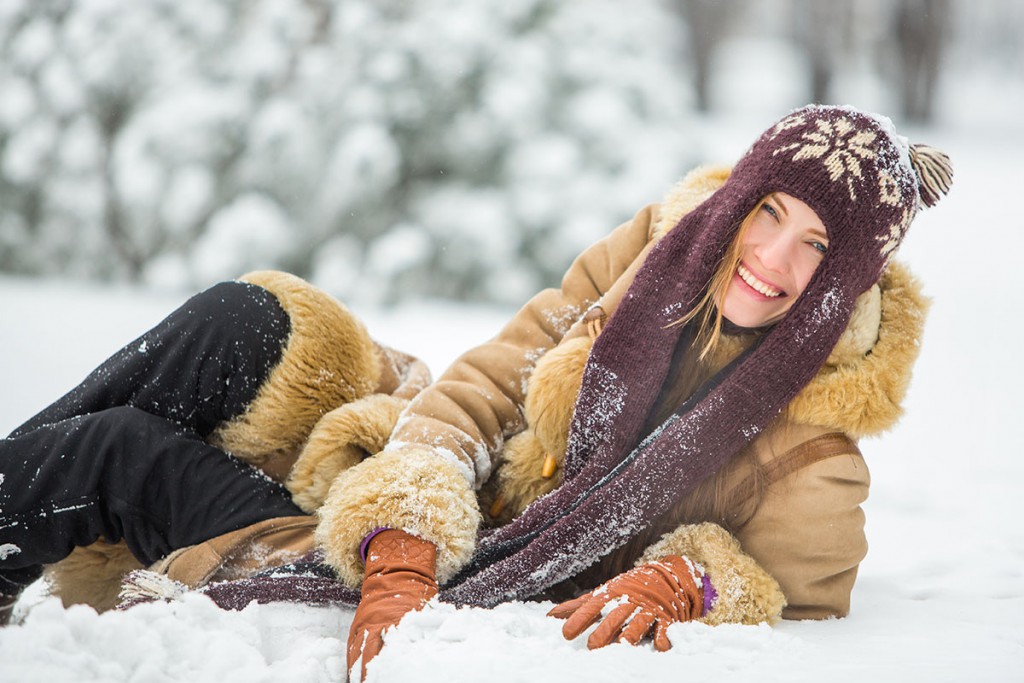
[{"xmin": 208, "ymin": 271, "xmax": 383, "ymax": 479}]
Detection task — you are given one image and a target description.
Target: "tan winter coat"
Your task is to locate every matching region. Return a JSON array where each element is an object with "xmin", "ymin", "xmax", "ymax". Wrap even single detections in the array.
[
  {"xmin": 315, "ymin": 165, "xmax": 928, "ymax": 624},
  {"xmin": 48, "ymin": 167, "xmax": 927, "ymax": 626}
]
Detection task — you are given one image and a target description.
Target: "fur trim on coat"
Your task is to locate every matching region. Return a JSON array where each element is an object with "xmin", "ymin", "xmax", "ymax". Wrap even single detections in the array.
[
  {"xmin": 316, "ymin": 445, "xmax": 481, "ymax": 586},
  {"xmin": 638, "ymin": 522, "xmax": 787, "ymax": 625},
  {"xmin": 287, "ymin": 394, "xmax": 410, "ymax": 512},
  {"xmin": 208, "ymin": 270, "xmax": 382, "ymax": 479}
]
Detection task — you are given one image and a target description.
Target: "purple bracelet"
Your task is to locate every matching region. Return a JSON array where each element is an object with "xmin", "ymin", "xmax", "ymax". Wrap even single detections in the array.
[
  {"xmin": 702, "ymin": 573, "xmax": 718, "ymax": 614},
  {"xmin": 359, "ymin": 527, "xmax": 390, "ymax": 562}
]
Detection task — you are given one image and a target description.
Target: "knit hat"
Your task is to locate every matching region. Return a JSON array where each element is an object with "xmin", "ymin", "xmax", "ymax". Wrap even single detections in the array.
[{"xmin": 439, "ymin": 105, "xmax": 952, "ymax": 606}]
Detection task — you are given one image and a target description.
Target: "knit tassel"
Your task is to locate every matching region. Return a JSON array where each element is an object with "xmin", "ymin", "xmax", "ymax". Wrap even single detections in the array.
[
  {"xmin": 909, "ymin": 144, "xmax": 953, "ymax": 207},
  {"xmin": 118, "ymin": 570, "xmax": 187, "ymax": 609}
]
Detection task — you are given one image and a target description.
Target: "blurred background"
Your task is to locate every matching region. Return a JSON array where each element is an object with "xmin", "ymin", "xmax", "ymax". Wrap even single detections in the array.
[
  {"xmin": 2, "ymin": 5, "xmax": 1022, "ymax": 673},
  {"xmin": 0, "ymin": 0, "xmax": 1020, "ymax": 307}
]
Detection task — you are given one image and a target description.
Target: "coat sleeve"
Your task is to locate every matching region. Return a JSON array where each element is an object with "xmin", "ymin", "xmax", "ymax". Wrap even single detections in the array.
[
  {"xmin": 635, "ymin": 429, "xmax": 870, "ymax": 624},
  {"xmin": 734, "ymin": 436, "xmax": 871, "ymax": 620},
  {"xmin": 387, "ymin": 204, "xmax": 658, "ymax": 487},
  {"xmin": 316, "ymin": 205, "xmax": 659, "ymax": 586}
]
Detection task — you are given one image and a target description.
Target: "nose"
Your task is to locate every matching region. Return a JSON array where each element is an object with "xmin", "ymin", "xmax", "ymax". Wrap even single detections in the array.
[{"xmin": 754, "ymin": 232, "xmax": 796, "ymax": 275}]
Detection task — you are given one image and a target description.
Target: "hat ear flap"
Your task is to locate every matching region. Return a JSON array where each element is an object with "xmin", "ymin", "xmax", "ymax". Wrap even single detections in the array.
[{"xmin": 909, "ymin": 144, "xmax": 953, "ymax": 208}]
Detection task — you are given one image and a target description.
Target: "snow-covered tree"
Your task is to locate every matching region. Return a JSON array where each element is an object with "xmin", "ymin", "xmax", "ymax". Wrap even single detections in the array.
[{"xmin": 0, "ymin": 0, "xmax": 696, "ymax": 305}]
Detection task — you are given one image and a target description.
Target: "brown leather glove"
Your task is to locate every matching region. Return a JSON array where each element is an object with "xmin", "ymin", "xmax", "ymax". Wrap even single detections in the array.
[
  {"xmin": 547, "ymin": 555, "xmax": 707, "ymax": 651},
  {"xmin": 346, "ymin": 529, "xmax": 439, "ymax": 679}
]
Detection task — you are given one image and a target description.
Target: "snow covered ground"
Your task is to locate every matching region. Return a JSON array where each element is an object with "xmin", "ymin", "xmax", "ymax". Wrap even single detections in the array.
[{"xmin": 2, "ymin": 112, "xmax": 1024, "ymax": 681}]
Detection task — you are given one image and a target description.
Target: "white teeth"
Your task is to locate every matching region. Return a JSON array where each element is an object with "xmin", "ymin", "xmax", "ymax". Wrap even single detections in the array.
[{"xmin": 738, "ymin": 264, "xmax": 782, "ymax": 298}]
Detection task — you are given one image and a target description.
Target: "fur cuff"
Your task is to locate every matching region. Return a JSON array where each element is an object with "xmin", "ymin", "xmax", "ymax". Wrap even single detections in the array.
[
  {"xmin": 208, "ymin": 271, "xmax": 381, "ymax": 477},
  {"xmin": 638, "ymin": 522, "xmax": 786, "ymax": 626},
  {"xmin": 287, "ymin": 394, "xmax": 409, "ymax": 513},
  {"xmin": 488, "ymin": 431, "xmax": 559, "ymax": 524},
  {"xmin": 316, "ymin": 446, "xmax": 481, "ymax": 587}
]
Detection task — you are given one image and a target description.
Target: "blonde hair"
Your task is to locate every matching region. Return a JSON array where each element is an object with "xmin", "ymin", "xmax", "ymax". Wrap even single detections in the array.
[{"xmin": 668, "ymin": 196, "xmax": 770, "ymax": 359}]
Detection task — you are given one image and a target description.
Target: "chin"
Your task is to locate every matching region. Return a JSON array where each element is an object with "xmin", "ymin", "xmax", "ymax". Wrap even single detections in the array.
[{"xmin": 721, "ymin": 308, "xmax": 785, "ymax": 330}]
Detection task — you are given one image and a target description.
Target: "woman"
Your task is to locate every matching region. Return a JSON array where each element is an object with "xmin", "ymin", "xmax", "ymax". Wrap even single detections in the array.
[
  {"xmin": 329, "ymin": 104, "xmax": 951, "ymax": 674},
  {"xmin": 0, "ymin": 105, "xmax": 951, "ymax": 673}
]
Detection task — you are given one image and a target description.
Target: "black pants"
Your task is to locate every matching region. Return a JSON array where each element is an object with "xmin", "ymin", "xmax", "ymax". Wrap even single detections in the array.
[{"xmin": 1, "ymin": 281, "xmax": 305, "ymax": 596}]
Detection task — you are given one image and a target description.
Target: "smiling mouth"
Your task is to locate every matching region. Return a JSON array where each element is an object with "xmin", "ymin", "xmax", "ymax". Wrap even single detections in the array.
[{"xmin": 737, "ymin": 263, "xmax": 784, "ymax": 298}]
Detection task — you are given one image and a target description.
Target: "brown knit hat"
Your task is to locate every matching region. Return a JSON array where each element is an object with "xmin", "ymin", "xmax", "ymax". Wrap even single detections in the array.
[{"xmin": 443, "ymin": 105, "xmax": 952, "ymax": 607}]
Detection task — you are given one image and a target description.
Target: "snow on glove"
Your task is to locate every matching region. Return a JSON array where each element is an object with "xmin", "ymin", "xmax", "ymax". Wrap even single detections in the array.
[
  {"xmin": 346, "ymin": 529, "xmax": 439, "ymax": 680},
  {"xmin": 547, "ymin": 555, "xmax": 708, "ymax": 651}
]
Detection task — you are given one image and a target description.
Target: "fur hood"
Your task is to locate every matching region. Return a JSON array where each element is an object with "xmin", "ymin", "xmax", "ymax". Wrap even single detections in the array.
[
  {"xmin": 488, "ymin": 166, "xmax": 929, "ymax": 524},
  {"xmin": 525, "ymin": 167, "xmax": 928, "ymax": 450}
]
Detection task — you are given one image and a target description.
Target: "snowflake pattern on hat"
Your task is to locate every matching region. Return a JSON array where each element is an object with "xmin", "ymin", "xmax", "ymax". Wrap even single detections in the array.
[
  {"xmin": 770, "ymin": 113, "xmax": 879, "ymax": 202},
  {"xmin": 877, "ymin": 207, "xmax": 913, "ymax": 261},
  {"xmin": 743, "ymin": 105, "xmax": 945, "ymax": 267},
  {"xmin": 878, "ymin": 171, "xmax": 903, "ymax": 207}
]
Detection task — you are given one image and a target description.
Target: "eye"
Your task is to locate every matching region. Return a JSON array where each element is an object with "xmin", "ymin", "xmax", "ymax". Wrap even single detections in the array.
[
  {"xmin": 809, "ymin": 240, "xmax": 828, "ymax": 255},
  {"xmin": 761, "ymin": 203, "xmax": 779, "ymax": 221}
]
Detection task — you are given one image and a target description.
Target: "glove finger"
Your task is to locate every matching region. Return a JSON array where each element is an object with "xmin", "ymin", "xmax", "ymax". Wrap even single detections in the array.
[
  {"xmin": 588, "ymin": 602, "xmax": 640, "ymax": 650},
  {"xmin": 346, "ymin": 625, "xmax": 368, "ymax": 673},
  {"xmin": 561, "ymin": 595, "xmax": 608, "ymax": 641},
  {"xmin": 359, "ymin": 629, "xmax": 386, "ymax": 679},
  {"xmin": 653, "ymin": 620, "xmax": 674, "ymax": 653},
  {"xmin": 547, "ymin": 594, "xmax": 589, "ymax": 620},
  {"xmin": 619, "ymin": 610, "xmax": 657, "ymax": 647}
]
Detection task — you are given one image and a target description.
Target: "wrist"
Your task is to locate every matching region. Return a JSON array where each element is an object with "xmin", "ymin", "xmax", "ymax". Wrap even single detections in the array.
[
  {"xmin": 360, "ymin": 527, "xmax": 390, "ymax": 563},
  {"xmin": 701, "ymin": 573, "xmax": 717, "ymax": 615},
  {"xmin": 363, "ymin": 529, "xmax": 439, "ymax": 581}
]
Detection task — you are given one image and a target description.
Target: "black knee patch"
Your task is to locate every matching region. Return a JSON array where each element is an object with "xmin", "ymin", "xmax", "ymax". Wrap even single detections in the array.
[{"xmin": 181, "ymin": 281, "xmax": 292, "ymax": 427}]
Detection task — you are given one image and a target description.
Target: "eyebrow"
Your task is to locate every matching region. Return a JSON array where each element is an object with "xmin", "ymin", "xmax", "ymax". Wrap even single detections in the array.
[
  {"xmin": 772, "ymin": 194, "xmax": 829, "ymax": 241},
  {"xmin": 767, "ymin": 194, "xmax": 789, "ymax": 216}
]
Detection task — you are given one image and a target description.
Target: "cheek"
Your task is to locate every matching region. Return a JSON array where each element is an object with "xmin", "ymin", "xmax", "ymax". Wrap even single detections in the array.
[{"xmin": 742, "ymin": 220, "xmax": 771, "ymax": 248}]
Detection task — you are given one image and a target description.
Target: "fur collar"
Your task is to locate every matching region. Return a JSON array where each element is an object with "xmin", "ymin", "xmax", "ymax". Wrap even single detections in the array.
[
  {"xmin": 705, "ymin": 261, "xmax": 927, "ymax": 437},
  {"xmin": 649, "ymin": 165, "xmax": 929, "ymax": 437},
  {"xmin": 524, "ymin": 168, "xmax": 929, "ymax": 449}
]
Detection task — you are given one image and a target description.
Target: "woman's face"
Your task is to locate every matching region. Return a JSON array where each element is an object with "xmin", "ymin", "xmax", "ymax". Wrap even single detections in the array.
[{"xmin": 719, "ymin": 192, "xmax": 828, "ymax": 328}]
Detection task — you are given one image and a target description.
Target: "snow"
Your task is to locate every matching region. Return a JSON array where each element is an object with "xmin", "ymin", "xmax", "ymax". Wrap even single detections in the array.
[
  {"xmin": 0, "ymin": 0, "xmax": 697, "ymax": 302},
  {"xmin": 2, "ymin": 114, "xmax": 1022, "ymax": 681},
  {"xmin": 192, "ymin": 194, "xmax": 296, "ymax": 284}
]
